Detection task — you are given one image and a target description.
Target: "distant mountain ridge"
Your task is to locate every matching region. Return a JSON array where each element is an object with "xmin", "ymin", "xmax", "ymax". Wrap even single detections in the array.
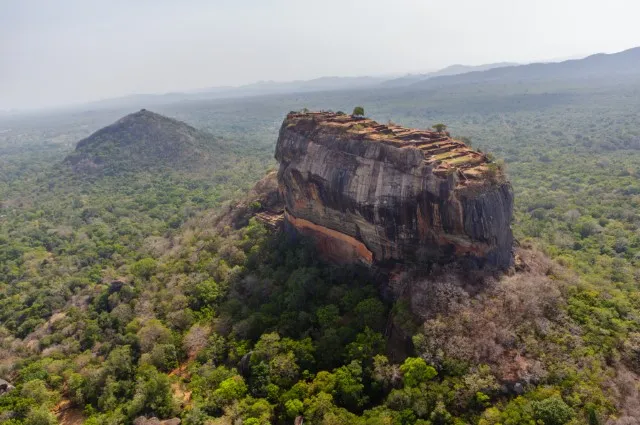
[
  {"xmin": 79, "ymin": 76, "xmax": 389, "ymax": 111},
  {"xmin": 381, "ymin": 62, "xmax": 519, "ymax": 87},
  {"xmin": 196, "ymin": 75, "xmax": 388, "ymax": 96},
  {"xmin": 409, "ymin": 47, "xmax": 640, "ymax": 89},
  {"xmin": 74, "ymin": 64, "xmax": 517, "ymax": 111},
  {"xmin": 65, "ymin": 109, "xmax": 223, "ymax": 175},
  {"xmin": 38, "ymin": 46, "xmax": 640, "ymax": 114}
]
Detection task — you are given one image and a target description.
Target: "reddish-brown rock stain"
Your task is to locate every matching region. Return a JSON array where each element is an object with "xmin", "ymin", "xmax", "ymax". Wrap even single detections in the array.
[{"xmin": 286, "ymin": 211, "xmax": 374, "ymax": 265}]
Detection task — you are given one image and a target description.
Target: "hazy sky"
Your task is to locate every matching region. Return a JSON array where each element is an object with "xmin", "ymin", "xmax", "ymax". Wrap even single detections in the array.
[{"xmin": 2, "ymin": 0, "xmax": 639, "ymax": 110}]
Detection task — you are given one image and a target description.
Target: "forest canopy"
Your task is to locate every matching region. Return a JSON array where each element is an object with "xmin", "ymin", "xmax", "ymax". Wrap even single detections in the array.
[{"xmin": 2, "ymin": 74, "xmax": 640, "ymax": 424}]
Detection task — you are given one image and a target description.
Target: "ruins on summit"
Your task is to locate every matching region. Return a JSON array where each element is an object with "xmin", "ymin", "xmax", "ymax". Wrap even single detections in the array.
[{"xmin": 273, "ymin": 111, "xmax": 514, "ymax": 269}]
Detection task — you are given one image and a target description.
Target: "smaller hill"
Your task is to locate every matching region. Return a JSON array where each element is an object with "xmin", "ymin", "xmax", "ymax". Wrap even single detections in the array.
[{"xmin": 65, "ymin": 109, "xmax": 222, "ymax": 175}]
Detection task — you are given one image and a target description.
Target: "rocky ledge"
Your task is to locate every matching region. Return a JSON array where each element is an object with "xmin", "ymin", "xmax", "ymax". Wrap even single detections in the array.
[{"xmin": 275, "ymin": 111, "xmax": 514, "ymax": 269}]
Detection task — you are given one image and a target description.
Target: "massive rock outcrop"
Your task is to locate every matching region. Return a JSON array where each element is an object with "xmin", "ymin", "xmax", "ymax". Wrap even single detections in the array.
[{"xmin": 275, "ymin": 111, "xmax": 514, "ymax": 269}]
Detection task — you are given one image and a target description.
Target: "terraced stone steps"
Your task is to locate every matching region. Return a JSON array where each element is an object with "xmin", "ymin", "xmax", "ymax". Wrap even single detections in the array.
[{"xmin": 286, "ymin": 111, "xmax": 494, "ymax": 185}]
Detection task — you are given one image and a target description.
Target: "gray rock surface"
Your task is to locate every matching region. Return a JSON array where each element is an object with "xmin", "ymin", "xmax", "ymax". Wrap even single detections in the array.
[
  {"xmin": 0, "ymin": 378, "xmax": 14, "ymax": 396},
  {"xmin": 275, "ymin": 111, "xmax": 514, "ymax": 268}
]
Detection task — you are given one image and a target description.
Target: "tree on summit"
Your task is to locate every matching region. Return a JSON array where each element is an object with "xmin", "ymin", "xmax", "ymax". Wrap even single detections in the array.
[
  {"xmin": 352, "ymin": 106, "xmax": 365, "ymax": 117},
  {"xmin": 433, "ymin": 123, "xmax": 447, "ymax": 133}
]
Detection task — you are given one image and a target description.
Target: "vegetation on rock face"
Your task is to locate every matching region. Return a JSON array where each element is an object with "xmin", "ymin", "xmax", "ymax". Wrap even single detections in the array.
[{"xmin": 2, "ymin": 70, "xmax": 640, "ymax": 424}]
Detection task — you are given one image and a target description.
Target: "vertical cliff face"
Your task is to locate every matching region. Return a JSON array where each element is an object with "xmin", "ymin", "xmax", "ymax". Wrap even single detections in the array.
[{"xmin": 275, "ymin": 111, "xmax": 514, "ymax": 269}]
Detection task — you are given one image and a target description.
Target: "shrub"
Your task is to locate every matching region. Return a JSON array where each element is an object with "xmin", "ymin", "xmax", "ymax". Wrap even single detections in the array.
[
  {"xmin": 433, "ymin": 123, "xmax": 447, "ymax": 133},
  {"xmin": 532, "ymin": 396, "xmax": 575, "ymax": 425},
  {"xmin": 399, "ymin": 357, "xmax": 437, "ymax": 387},
  {"xmin": 131, "ymin": 258, "xmax": 157, "ymax": 279},
  {"xmin": 285, "ymin": 398, "xmax": 304, "ymax": 418},
  {"xmin": 127, "ymin": 365, "xmax": 177, "ymax": 419},
  {"xmin": 24, "ymin": 406, "xmax": 58, "ymax": 425},
  {"xmin": 212, "ymin": 376, "xmax": 248, "ymax": 408},
  {"xmin": 145, "ymin": 344, "xmax": 178, "ymax": 372}
]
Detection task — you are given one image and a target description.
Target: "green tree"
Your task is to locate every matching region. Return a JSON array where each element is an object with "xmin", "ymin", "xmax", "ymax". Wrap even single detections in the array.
[
  {"xmin": 252, "ymin": 332, "xmax": 282, "ymax": 362},
  {"xmin": 285, "ymin": 398, "xmax": 304, "ymax": 418},
  {"xmin": 131, "ymin": 258, "xmax": 157, "ymax": 279},
  {"xmin": 242, "ymin": 398, "xmax": 273, "ymax": 423},
  {"xmin": 137, "ymin": 319, "xmax": 173, "ymax": 353},
  {"xmin": 212, "ymin": 375, "xmax": 248, "ymax": 408},
  {"xmin": 354, "ymin": 298, "xmax": 386, "ymax": 330},
  {"xmin": 399, "ymin": 357, "xmax": 437, "ymax": 387},
  {"xmin": 333, "ymin": 360, "xmax": 367, "ymax": 410},
  {"xmin": 372, "ymin": 355, "xmax": 399, "ymax": 390},
  {"xmin": 126, "ymin": 365, "xmax": 177, "ymax": 419},
  {"xmin": 269, "ymin": 352, "xmax": 300, "ymax": 388},
  {"xmin": 429, "ymin": 401, "xmax": 454, "ymax": 425},
  {"xmin": 316, "ymin": 304, "xmax": 340, "ymax": 329},
  {"xmin": 21, "ymin": 380, "xmax": 59, "ymax": 407},
  {"xmin": 433, "ymin": 123, "xmax": 447, "ymax": 133},
  {"xmin": 145, "ymin": 344, "xmax": 179, "ymax": 372},
  {"xmin": 105, "ymin": 345, "xmax": 134, "ymax": 380},
  {"xmin": 24, "ymin": 406, "xmax": 58, "ymax": 425},
  {"xmin": 532, "ymin": 396, "xmax": 575, "ymax": 425},
  {"xmin": 346, "ymin": 327, "xmax": 385, "ymax": 363},
  {"xmin": 311, "ymin": 371, "xmax": 337, "ymax": 394},
  {"xmin": 352, "ymin": 106, "xmax": 365, "ymax": 117}
]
